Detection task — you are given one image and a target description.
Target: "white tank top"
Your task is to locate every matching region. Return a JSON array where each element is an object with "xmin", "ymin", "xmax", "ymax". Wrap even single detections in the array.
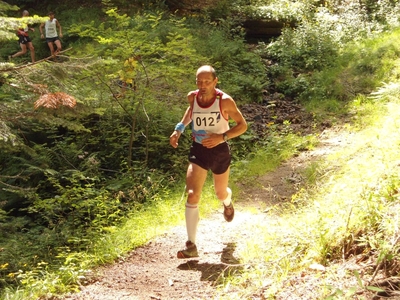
[
  {"xmin": 191, "ymin": 89, "xmax": 229, "ymax": 144},
  {"xmin": 45, "ymin": 19, "xmax": 58, "ymax": 38}
]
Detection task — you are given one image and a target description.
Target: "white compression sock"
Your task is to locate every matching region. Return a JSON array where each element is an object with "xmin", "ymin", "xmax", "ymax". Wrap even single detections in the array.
[
  {"xmin": 223, "ymin": 187, "xmax": 232, "ymax": 206},
  {"xmin": 185, "ymin": 202, "xmax": 199, "ymax": 244}
]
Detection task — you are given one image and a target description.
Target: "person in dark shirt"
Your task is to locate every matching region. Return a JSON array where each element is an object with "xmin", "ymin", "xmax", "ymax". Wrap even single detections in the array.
[{"xmin": 9, "ymin": 10, "xmax": 35, "ymax": 63}]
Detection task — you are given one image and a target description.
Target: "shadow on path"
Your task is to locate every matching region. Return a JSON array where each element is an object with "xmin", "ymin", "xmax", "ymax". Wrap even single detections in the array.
[{"xmin": 177, "ymin": 242, "xmax": 243, "ymax": 284}]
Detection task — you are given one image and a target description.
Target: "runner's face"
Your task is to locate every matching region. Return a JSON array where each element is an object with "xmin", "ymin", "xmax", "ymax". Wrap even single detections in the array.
[{"xmin": 196, "ymin": 72, "xmax": 217, "ymax": 95}]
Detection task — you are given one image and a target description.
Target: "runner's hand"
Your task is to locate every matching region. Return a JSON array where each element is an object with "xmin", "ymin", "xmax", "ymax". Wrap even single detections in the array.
[
  {"xmin": 201, "ymin": 133, "xmax": 223, "ymax": 148},
  {"xmin": 169, "ymin": 131, "xmax": 181, "ymax": 148}
]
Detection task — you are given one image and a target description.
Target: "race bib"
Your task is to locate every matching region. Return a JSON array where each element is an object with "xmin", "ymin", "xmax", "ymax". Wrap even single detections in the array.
[{"xmin": 193, "ymin": 111, "xmax": 221, "ymax": 131}]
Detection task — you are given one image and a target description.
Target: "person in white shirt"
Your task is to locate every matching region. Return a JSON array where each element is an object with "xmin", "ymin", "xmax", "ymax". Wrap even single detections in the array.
[
  {"xmin": 40, "ymin": 12, "xmax": 63, "ymax": 57},
  {"xmin": 169, "ymin": 65, "xmax": 247, "ymax": 258}
]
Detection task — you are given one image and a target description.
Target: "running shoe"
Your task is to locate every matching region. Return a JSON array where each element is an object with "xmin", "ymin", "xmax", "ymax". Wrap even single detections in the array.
[
  {"xmin": 223, "ymin": 202, "xmax": 234, "ymax": 222},
  {"xmin": 177, "ymin": 240, "xmax": 199, "ymax": 259}
]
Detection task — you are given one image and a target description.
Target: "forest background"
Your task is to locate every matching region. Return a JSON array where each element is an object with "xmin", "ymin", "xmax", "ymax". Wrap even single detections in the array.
[{"xmin": 2, "ymin": 0, "xmax": 400, "ymax": 299}]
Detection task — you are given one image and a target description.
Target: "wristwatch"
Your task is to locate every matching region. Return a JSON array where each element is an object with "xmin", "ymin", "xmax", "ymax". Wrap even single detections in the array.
[{"xmin": 223, "ymin": 132, "xmax": 229, "ymax": 142}]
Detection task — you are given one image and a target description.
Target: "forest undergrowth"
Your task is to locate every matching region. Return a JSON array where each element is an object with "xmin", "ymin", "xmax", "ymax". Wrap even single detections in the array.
[{"xmin": 2, "ymin": 0, "xmax": 400, "ymax": 299}]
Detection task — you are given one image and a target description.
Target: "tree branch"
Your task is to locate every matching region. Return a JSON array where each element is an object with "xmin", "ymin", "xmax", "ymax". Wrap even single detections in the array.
[{"xmin": 0, "ymin": 48, "xmax": 73, "ymax": 73}]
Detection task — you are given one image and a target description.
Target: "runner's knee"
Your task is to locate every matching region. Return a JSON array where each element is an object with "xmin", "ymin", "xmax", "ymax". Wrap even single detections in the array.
[{"xmin": 187, "ymin": 189, "xmax": 200, "ymax": 205}]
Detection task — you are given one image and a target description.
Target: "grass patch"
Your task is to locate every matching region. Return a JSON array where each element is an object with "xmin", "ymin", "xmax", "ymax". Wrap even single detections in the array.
[
  {"xmin": 216, "ymin": 95, "xmax": 400, "ymax": 298},
  {"xmin": 232, "ymin": 132, "xmax": 318, "ymax": 186},
  {"xmin": 0, "ymin": 178, "xmax": 223, "ymax": 299}
]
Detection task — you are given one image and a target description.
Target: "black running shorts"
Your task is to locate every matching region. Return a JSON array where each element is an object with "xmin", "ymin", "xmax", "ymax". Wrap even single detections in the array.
[
  {"xmin": 46, "ymin": 37, "xmax": 60, "ymax": 43},
  {"xmin": 18, "ymin": 35, "xmax": 31, "ymax": 44},
  {"xmin": 188, "ymin": 141, "xmax": 231, "ymax": 175}
]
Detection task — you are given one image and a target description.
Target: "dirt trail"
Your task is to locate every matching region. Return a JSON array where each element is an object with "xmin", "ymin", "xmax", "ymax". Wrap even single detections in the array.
[
  {"xmin": 63, "ymin": 126, "xmax": 349, "ymax": 300},
  {"xmin": 64, "ymin": 211, "xmax": 270, "ymax": 300}
]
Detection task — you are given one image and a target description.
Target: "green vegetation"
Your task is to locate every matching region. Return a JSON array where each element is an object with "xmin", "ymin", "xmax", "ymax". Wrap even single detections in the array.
[
  {"xmin": 218, "ymin": 92, "xmax": 400, "ymax": 299},
  {"xmin": 1, "ymin": 0, "xmax": 400, "ymax": 299},
  {"xmin": 222, "ymin": 83, "xmax": 400, "ymax": 299},
  {"xmin": 215, "ymin": 8, "xmax": 400, "ymax": 299}
]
